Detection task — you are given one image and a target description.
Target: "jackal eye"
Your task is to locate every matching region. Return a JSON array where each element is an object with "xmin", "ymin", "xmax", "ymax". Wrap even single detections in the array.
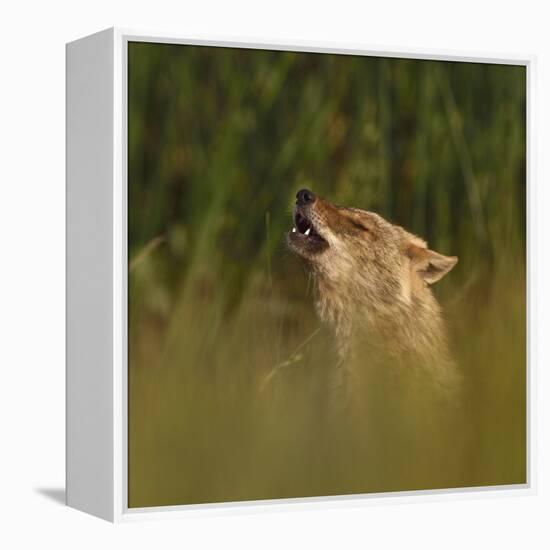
[{"xmin": 351, "ymin": 220, "xmax": 371, "ymax": 233}]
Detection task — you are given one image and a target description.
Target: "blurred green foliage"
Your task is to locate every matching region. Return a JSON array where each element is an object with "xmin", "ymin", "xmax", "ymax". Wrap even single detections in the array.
[{"xmin": 128, "ymin": 42, "xmax": 526, "ymax": 508}]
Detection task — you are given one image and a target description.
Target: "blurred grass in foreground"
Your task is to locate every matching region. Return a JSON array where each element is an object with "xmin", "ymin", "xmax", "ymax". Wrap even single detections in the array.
[
  {"xmin": 128, "ymin": 43, "xmax": 526, "ymax": 507},
  {"xmin": 129, "ymin": 265, "xmax": 525, "ymax": 506}
]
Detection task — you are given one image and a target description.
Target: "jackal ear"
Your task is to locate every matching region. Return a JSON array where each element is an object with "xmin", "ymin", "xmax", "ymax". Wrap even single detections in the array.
[{"xmin": 406, "ymin": 244, "xmax": 458, "ymax": 285}]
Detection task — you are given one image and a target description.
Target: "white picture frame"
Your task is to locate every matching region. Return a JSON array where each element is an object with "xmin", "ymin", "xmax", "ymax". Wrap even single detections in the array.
[{"xmin": 66, "ymin": 27, "xmax": 536, "ymax": 522}]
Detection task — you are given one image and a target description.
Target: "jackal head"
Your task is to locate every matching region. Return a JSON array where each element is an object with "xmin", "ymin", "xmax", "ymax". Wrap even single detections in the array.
[{"xmin": 287, "ymin": 189, "xmax": 458, "ymax": 309}]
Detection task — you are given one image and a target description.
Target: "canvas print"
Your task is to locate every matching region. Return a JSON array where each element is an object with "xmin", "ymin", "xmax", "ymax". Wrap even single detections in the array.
[{"xmin": 128, "ymin": 42, "xmax": 526, "ymax": 508}]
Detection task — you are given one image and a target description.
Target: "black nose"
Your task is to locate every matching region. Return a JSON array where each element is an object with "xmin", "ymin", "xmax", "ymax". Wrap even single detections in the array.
[{"xmin": 296, "ymin": 188, "xmax": 316, "ymax": 206}]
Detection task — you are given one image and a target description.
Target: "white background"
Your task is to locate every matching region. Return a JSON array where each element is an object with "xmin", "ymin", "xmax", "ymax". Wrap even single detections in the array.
[{"xmin": 0, "ymin": 1, "xmax": 548, "ymax": 548}]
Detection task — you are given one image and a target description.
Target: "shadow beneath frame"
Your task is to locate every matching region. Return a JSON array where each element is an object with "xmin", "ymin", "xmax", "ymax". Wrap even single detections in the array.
[{"xmin": 35, "ymin": 487, "xmax": 66, "ymax": 505}]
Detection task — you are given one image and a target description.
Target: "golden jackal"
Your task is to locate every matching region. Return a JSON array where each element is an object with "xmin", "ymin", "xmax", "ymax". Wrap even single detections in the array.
[{"xmin": 287, "ymin": 188, "xmax": 459, "ymax": 396}]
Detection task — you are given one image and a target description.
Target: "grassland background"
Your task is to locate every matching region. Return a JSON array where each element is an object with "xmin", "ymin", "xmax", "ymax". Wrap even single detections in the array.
[{"xmin": 128, "ymin": 43, "xmax": 526, "ymax": 508}]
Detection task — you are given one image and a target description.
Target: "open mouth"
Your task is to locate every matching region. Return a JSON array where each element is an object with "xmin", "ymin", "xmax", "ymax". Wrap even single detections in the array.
[
  {"xmin": 292, "ymin": 211, "xmax": 323, "ymax": 240},
  {"xmin": 288, "ymin": 208, "xmax": 328, "ymax": 255}
]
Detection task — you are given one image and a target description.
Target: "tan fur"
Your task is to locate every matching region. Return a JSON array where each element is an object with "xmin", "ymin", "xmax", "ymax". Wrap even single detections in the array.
[{"xmin": 287, "ymin": 192, "xmax": 460, "ymax": 396}]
